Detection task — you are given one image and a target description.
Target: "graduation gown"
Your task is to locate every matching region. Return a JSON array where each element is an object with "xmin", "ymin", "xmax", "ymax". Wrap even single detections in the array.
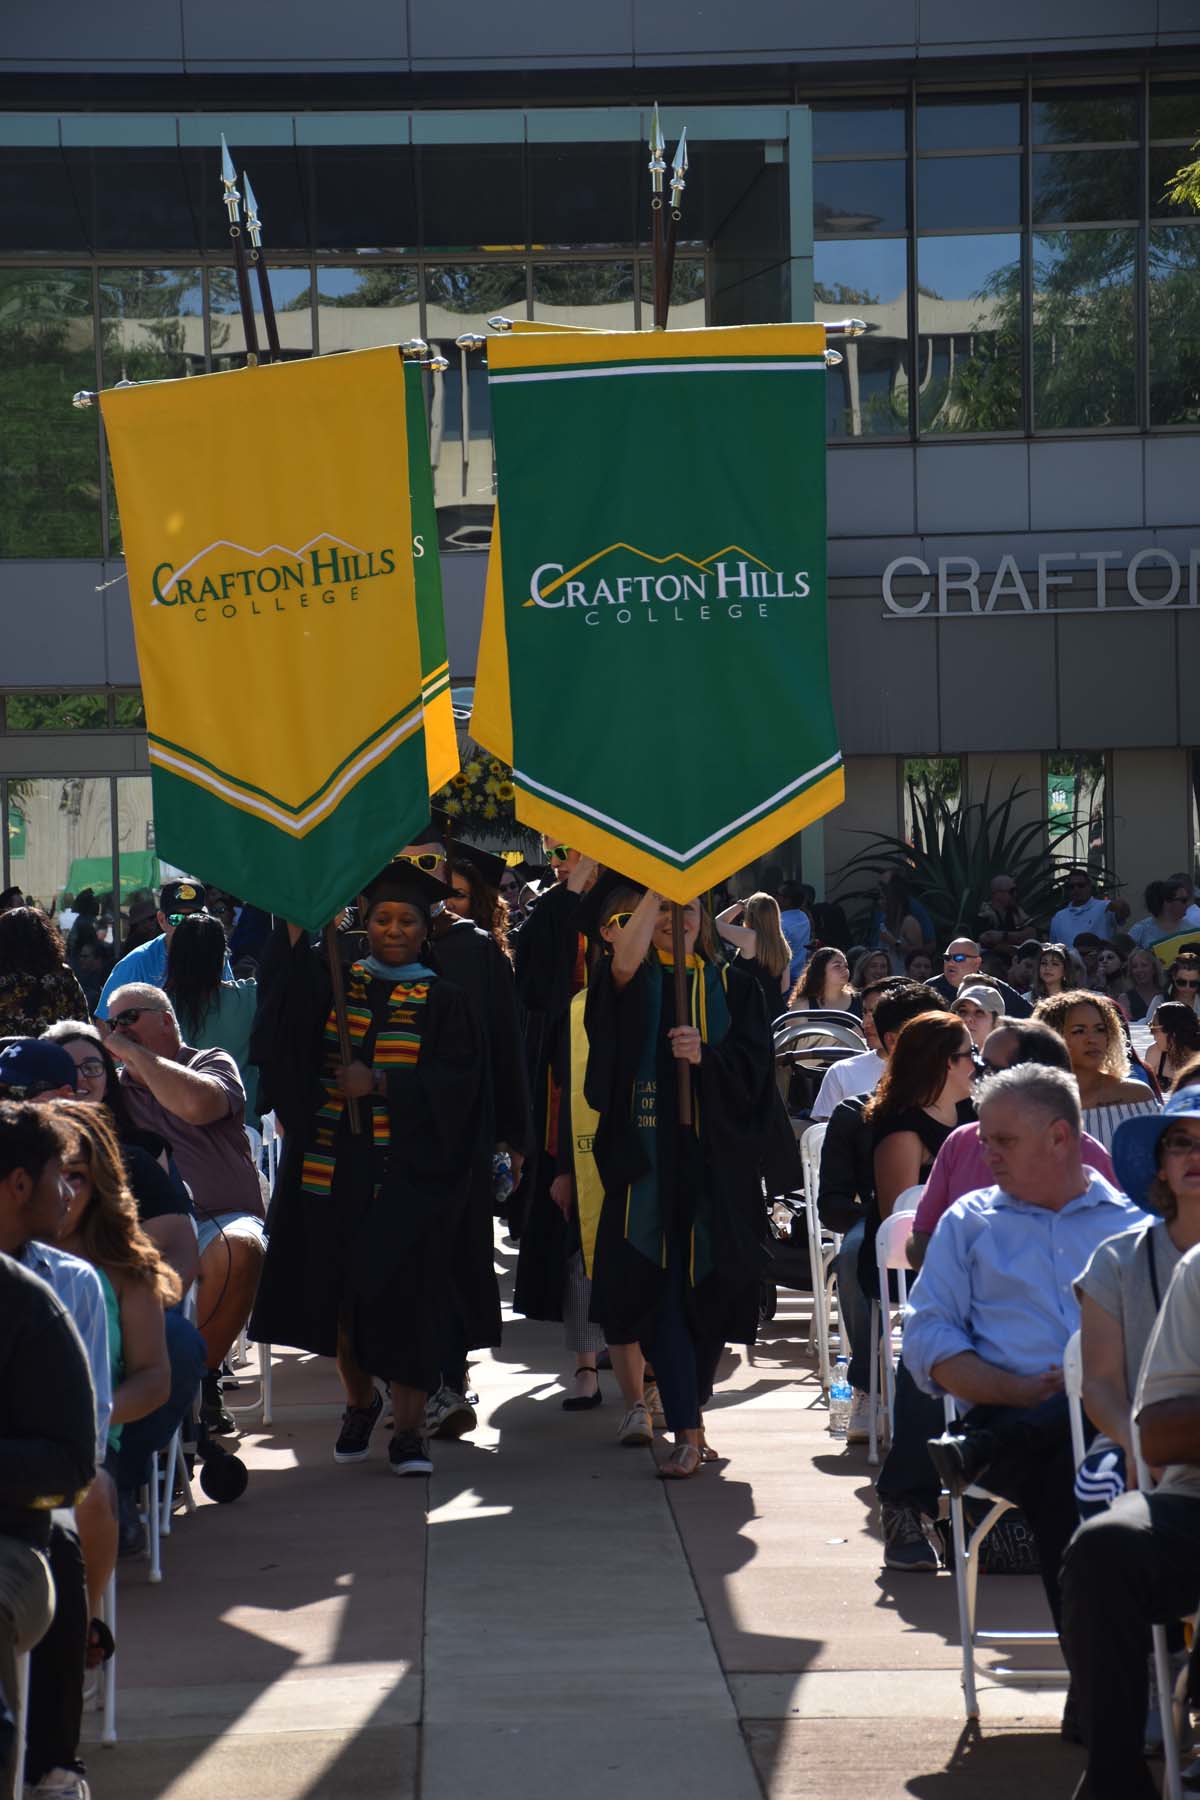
[
  {"xmin": 584, "ymin": 956, "xmax": 775, "ymax": 1350},
  {"xmin": 248, "ymin": 927, "xmax": 484, "ymax": 1387}
]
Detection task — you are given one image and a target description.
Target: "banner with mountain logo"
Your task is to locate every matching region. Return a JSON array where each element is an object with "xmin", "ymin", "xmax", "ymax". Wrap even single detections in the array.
[
  {"xmin": 102, "ymin": 346, "xmax": 442, "ymax": 929},
  {"xmin": 471, "ymin": 323, "xmax": 844, "ymax": 901}
]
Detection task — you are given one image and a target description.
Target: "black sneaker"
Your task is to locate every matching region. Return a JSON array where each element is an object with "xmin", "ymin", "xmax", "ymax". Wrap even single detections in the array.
[
  {"xmin": 333, "ymin": 1389, "xmax": 383, "ymax": 1463},
  {"xmin": 388, "ymin": 1430, "xmax": 433, "ymax": 1476},
  {"xmin": 117, "ymin": 1486, "xmax": 146, "ymax": 1558},
  {"xmin": 200, "ymin": 1371, "xmax": 235, "ymax": 1435},
  {"xmin": 881, "ymin": 1501, "xmax": 941, "ymax": 1572}
]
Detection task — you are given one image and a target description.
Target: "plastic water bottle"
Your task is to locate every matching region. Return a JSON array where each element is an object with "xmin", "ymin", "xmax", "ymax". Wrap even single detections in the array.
[{"xmin": 828, "ymin": 1357, "xmax": 852, "ymax": 1439}]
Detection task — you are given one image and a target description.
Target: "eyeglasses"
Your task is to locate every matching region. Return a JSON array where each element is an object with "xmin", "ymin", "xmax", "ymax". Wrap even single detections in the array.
[
  {"xmin": 74, "ymin": 1058, "xmax": 106, "ymax": 1078},
  {"xmin": 545, "ymin": 845, "xmax": 572, "ymax": 863},
  {"xmin": 1162, "ymin": 1133, "xmax": 1200, "ymax": 1157},
  {"xmin": 400, "ymin": 852, "xmax": 442, "ymax": 873},
  {"xmin": 943, "ymin": 952, "xmax": 976, "ymax": 963},
  {"xmin": 950, "ymin": 1049, "xmax": 976, "ymax": 1062},
  {"xmin": 109, "ymin": 1006, "xmax": 166, "ymax": 1029},
  {"xmin": 166, "ymin": 910, "xmax": 207, "ymax": 927},
  {"xmin": 1174, "ymin": 978, "xmax": 1200, "ymax": 991},
  {"xmin": 605, "ymin": 911, "xmax": 633, "ymax": 931},
  {"xmin": 979, "ymin": 1057, "xmax": 1009, "ymax": 1075}
]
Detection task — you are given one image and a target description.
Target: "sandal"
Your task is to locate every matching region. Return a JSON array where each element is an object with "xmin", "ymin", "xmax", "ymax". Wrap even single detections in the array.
[
  {"xmin": 698, "ymin": 1442, "xmax": 719, "ymax": 1464},
  {"xmin": 658, "ymin": 1444, "xmax": 702, "ymax": 1481},
  {"xmin": 86, "ymin": 1615, "xmax": 115, "ymax": 1670}
]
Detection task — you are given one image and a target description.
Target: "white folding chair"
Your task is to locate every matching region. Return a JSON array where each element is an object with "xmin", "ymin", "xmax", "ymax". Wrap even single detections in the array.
[
  {"xmin": 866, "ymin": 1186, "xmax": 924, "ymax": 1464},
  {"xmin": 82, "ymin": 1566, "xmax": 118, "ymax": 1746},
  {"xmin": 147, "ymin": 1276, "xmax": 201, "ymax": 1582},
  {"xmin": 945, "ymin": 1330, "xmax": 1080, "ymax": 1720},
  {"xmin": 11, "ymin": 1649, "xmax": 29, "ymax": 1800},
  {"xmin": 799, "ymin": 1122, "xmax": 839, "ymax": 1393},
  {"xmin": 1133, "ymin": 1418, "xmax": 1188, "ymax": 1800}
]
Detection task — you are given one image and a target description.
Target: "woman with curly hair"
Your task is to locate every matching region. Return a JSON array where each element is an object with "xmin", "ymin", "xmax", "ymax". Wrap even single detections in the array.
[
  {"xmin": 1033, "ymin": 989, "xmax": 1160, "ymax": 1150},
  {"xmin": 0, "ymin": 904, "xmax": 90, "ymax": 1035},
  {"xmin": 444, "ymin": 843, "xmax": 512, "ymax": 960},
  {"xmin": 1146, "ymin": 1000, "xmax": 1200, "ymax": 1091},
  {"xmin": 787, "ymin": 945, "xmax": 857, "ymax": 1014},
  {"xmin": 52, "ymin": 1100, "xmax": 181, "ymax": 1655}
]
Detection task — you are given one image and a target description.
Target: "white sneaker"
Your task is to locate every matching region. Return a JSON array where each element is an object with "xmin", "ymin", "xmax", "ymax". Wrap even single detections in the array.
[
  {"xmin": 424, "ymin": 1385, "xmax": 477, "ymax": 1440},
  {"xmin": 846, "ymin": 1389, "xmax": 872, "ymax": 1445},
  {"xmin": 26, "ymin": 1772, "xmax": 92, "ymax": 1800},
  {"xmin": 617, "ymin": 1402, "xmax": 653, "ymax": 1446}
]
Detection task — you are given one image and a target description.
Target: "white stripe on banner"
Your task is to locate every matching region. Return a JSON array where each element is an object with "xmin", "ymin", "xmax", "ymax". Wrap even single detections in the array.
[
  {"xmin": 512, "ymin": 753, "xmax": 844, "ymax": 864},
  {"xmin": 489, "ymin": 360, "xmax": 826, "ymax": 385}
]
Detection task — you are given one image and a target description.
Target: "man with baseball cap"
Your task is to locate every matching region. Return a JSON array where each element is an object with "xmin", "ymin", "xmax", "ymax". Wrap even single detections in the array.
[
  {"xmin": 96, "ymin": 879, "xmax": 231, "ymax": 1020},
  {"xmin": 0, "ymin": 1039, "xmax": 81, "ymax": 1103}
]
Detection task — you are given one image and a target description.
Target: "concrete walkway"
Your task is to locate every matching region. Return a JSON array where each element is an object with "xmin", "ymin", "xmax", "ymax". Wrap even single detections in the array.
[{"xmin": 86, "ymin": 1242, "xmax": 1089, "ymax": 1800}]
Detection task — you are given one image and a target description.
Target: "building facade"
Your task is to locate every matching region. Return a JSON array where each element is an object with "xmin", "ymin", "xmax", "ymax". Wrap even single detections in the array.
[{"xmin": 1, "ymin": 3, "xmax": 1198, "ymax": 925}]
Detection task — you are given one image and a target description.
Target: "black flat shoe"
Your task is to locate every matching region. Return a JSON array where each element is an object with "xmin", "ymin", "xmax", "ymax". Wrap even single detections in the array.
[
  {"xmin": 562, "ymin": 1370, "xmax": 603, "ymax": 1412},
  {"xmin": 927, "ymin": 1428, "xmax": 997, "ymax": 1499}
]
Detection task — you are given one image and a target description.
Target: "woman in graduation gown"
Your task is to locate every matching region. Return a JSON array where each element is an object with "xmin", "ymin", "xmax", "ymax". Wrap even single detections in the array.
[
  {"xmin": 585, "ymin": 885, "xmax": 776, "ymax": 1479},
  {"xmin": 249, "ymin": 860, "xmax": 482, "ymax": 1476}
]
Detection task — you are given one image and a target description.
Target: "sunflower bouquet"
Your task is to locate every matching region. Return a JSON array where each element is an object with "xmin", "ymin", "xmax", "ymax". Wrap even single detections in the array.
[{"xmin": 435, "ymin": 748, "xmax": 518, "ymax": 835}]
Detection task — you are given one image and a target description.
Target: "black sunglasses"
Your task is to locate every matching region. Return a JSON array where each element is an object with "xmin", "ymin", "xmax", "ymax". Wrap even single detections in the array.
[
  {"xmin": 109, "ymin": 1006, "xmax": 166, "ymax": 1029},
  {"xmin": 943, "ymin": 952, "xmax": 975, "ymax": 963},
  {"xmin": 167, "ymin": 910, "xmax": 208, "ymax": 927}
]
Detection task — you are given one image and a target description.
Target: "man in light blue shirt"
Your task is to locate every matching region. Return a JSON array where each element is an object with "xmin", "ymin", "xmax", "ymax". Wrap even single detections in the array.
[
  {"xmin": 909, "ymin": 1063, "xmax": 1142, "ymax": 1630},
  {"xmin": 96, "ymin": 877, "xmax": 231, "ymax": 1020}
]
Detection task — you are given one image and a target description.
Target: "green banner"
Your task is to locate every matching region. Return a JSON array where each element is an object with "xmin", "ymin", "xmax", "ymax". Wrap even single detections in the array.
[{"xmin": 473, "ymin": 323, "xmax": 843, "ymax": 900}]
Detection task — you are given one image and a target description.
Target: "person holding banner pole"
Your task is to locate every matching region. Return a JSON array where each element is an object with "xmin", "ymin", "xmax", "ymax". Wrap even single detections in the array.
[
  {"xmin": 584, "ymin": 887, "xmax": 775, "ymax": 1479},
  {"xmin": 248, "ymin": 861, "xmax": 483, "ymax": 1477}
]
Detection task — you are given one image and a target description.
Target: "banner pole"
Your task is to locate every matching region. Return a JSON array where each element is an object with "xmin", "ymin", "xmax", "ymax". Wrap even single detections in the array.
[
  {"xmin": 242, "ymin": 172, "xmax": 281, "ymax": 363},
  {"xmin": 219, "ymin": 135, "xmax": 260, "ymax": 364},
  {"xmin": 325, "ymin": 921, "xmax": 363, "ymax": 1135}
]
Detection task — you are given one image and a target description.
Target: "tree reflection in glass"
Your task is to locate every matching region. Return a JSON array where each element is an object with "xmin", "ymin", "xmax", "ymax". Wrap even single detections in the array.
[
  {"xmin": 815, "ymin": 239, "xmax": 908, "ymax": 436},
  {"xmin": 1149, "ymin": 226, "xmax": 1200, "ymax": 425},
  {"xmin": 1032, "ymin": 230, "xmax": 1136, "ymax": 428},
  {"xmin": 916, "ymin": 236, "xmax": 1023, "ymax": 434},
  {"xmin": 0, "ymin": 269, "xmax": 101, "ymax": 556}
]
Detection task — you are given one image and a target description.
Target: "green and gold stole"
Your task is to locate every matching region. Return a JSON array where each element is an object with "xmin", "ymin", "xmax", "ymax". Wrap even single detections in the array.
[
  {"xmin": 300, "ymin": 962, "xmax": 431, "ymax": 1198},
  {"xmin": 624, "ymin": 952, "xmax": 730, "ymax": 1283}
]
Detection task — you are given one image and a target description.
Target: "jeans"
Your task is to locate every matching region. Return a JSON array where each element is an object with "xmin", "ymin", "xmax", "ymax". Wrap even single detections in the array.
[
  {"xmin": 25, "ymin": 1520, "xmax": 87, "ymax": 1788},
  {"xmin": 875, "ymin": 1359, "xmax": 946, "ymax": 1519},
  {"xmin": 959, "ymin": 1394, "xmax": 1081, "ymax": 1631},
  {"xmin": 833, "ymin": 1220, "xmax": 868, "ymax": 1390},
  {"xmin": 105, "ymin": 1310, "xmax": 207, "ymax": 1493},
  {"xmin": 0, "ymin": 1532, "xmax": 54, "ymax": 1797},
  {"xmin": 642, "ymin": 1254, "xmax": 724, "ymax": 1435},
  {"xmin": 1061, "ymin": 1488, "xmax": 1200, "ymax": 1800}
]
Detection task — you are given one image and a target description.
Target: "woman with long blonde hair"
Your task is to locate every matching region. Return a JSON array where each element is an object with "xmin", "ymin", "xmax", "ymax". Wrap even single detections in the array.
[
  {"xmin": 52, "ymin": 1100, "xmax": 181, "ymax": 1657},
  {"xmin": 715, "ymin": 890, "xmax": 792, "ymax": 1022}
]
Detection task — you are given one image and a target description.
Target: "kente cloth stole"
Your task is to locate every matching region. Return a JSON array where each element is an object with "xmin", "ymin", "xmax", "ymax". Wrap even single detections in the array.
[
  {"xmin": 623, "ymin": 954, "xmax": 730, "ymax": 1283},
  {"xmin": 300, "ymin": 962, "xmax": 431, "ymax": 1197}
]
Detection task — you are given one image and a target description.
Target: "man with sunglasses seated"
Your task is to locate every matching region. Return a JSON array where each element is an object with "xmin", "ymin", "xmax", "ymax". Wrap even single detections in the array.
[
  {"xmin": 930, "ymin": 936, "xmax": 1032, "ymax": 1020},
  {"xmin": 102, "ymin": 983, "xmax": 264, "ymax": 1435},
  {"xmin": 95, "ymin": 879, "xmax": 231, "ymax": 1022}
]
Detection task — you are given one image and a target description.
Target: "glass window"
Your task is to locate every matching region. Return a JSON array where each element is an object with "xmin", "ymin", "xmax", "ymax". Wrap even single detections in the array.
[
  {"xmin": 902, "ymin": 758, "xmax": 962, "ymax": 845},
  {"xmin": 1150, "ymin": 84, "xmax": 1200, "ymax": 141},
  {"xmin": 182, "ymin": 146, "xmax": 311, "ymax": 255},
  {"xmin": 917, "ymin": 97, "xmax": 1021, "ymax": 151},
  {"xmin": 99, "ymin": 268, "xmax": 204, "ymax": 386},
  {"xmin": 529, "ymin": 145, "xmax": 635, "ymax": 249},
  {"xmin": 310, "ymin": 147, "xmax": 415, "ymax": 254},
  {"xmin": 5, "ymin": 694, "xmax": 107, "ymax": 730},
  {"xmin": 425, "ymin": 265, "xmax": 525, "ymax": 550},
  {"xmin": 1151, "ymin": 147, "xmax": 1200, "ymax": 219},
  {"xmin": 1033, "ymin": 150, "xmax": 1139, "ymax": 224},
  {"xmin": 0, "ymin": 149, "xmax": 89, "ymax": 252},
  {"xmin": 315, "ymin": 266, "xmax": 420, "ymax": 353},
  {"xmin": 638, "ymin": 258, "xmax": 706, "ymax": 330},
  {"xmin": 112, "ymin": 693, "xmax": 146, "ymax": 729},
  {"xmin": 1032, "ymin": 92, "xmax": 1138, "ymax": 145},
  {"xmin": 814, "ymin": 160, "xmax": 906, "ymax": 234},
  {"xmin": 1032, "ymin": 229, "xmax": 1136, "ymax": 429},
  {"xmin": 1048, "ymin": 754, "xmax": 1107, "ymax": 871},
  {"xmin": 65, "ymin": 148, "xmax": 199, "ymax": 253},
  {"xmin": 812, "ymin": 106, "xmax": 906, "ymax": 157},
  {"xmin": 115, "ymin": 775, "xmax": 160, "ymax": 948},
  {"xmin": 532, "ymin": 262, "xmax": 635, "ymax": 330},
  {"xmin": 0, "ymin": 269, "xmax": 101, "ymax": 557},
  {"xmin": 421, "ymin": 147, "xmax": 525, "ymax": 255},
  {"xmin": 814, "ymin": 239, "xmax": 909, "ymax": 437},
  {"xmin": 917, "ymin": 234, "xmax": 1023, "ymax": 433},
  {"xmin": 1149, "ymin": 227, "xmax": 1200, "ymax": 426},
  {"xmin": 918, "ymin": 155, "xmax": 1021, "ymax": 230},
  {"xmin": 208, "ymin": 266, "xmax": 310, "ymax": 371},
  {"xmin": 6, "ymin": 779, "xmax": 114, "ymax": 971}
]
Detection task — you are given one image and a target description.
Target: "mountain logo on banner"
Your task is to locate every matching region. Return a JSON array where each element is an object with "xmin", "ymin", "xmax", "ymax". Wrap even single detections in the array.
[
  {"xmin": 148, "ymin": 532, "xmax": 400, "ymax": 623},
  {"xmin": 522, "ymin": 541, "xmax": 814, "ymax": 626}
]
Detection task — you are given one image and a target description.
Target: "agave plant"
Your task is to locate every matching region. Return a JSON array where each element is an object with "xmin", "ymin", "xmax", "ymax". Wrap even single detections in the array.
[{"xmin": 836, "ymin": 779, "xmax": 1112, "ymax": 945}]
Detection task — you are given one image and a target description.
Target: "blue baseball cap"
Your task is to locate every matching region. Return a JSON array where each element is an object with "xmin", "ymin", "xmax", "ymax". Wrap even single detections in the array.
[
  {"xmin": 1112, "ymin": 1089, "xmax": 1200, "ymax": 1210},
  {"xmin": 0, "ymin": 1038, "xmax": 79, "ymax": 1098}
]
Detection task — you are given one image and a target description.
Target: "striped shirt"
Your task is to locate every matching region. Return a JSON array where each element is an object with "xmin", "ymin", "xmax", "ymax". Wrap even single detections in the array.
[
  {"xmin": 22, "ymin": 1240, "xmax": 112, "ymax": 1461},
  {"xmin": 1082, "ymin": 1097, "xmax": 1162, "ymax": 1153}
]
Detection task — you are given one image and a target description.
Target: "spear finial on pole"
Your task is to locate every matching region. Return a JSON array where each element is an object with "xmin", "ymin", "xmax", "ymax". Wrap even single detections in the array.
[
  {"xmin": 219, "ymin": 134, "xmax": 261, "ymax": 365},
  {"xmin": 648, "ymin": 103, "xmax": 666, "ymax": 197},
  {"xmin": 242, "ymin": 169, "xmax": 281, "ymax": 362}
]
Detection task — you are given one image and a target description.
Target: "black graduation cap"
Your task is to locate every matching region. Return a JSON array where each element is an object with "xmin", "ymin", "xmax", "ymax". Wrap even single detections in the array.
[
  {"xmin": 406, "ymin": 806, "xmax": 454, "ymax": 848},
  {"xmin": 359, "ymin": 858, "xmax": 448, "ymax": 918},
  {"xmin": 447, "ymin": 840, "xmax": 507, "ymax": 890},
  {"xmin": 576, "ymin": 867, "xmax": 645, "ymax": 942}
]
